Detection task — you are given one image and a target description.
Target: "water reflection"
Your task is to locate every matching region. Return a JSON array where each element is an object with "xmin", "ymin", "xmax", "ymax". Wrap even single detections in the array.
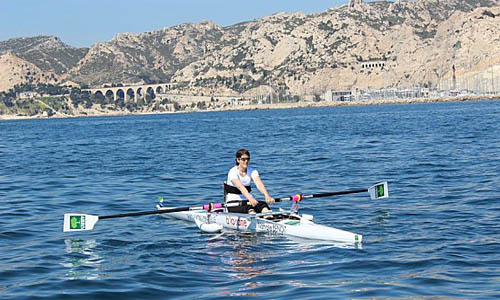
[
  {"xmin": 374, "ymin": 209, "xmax": 390, "ymax": 224},
  {"xmin": 62, "ymin": 239, "xmax": 102, "ymax": 280},
  {"xmin": 203, "ymin": 231, "xmax": 361, "ymax": 297},
  {"xmin": 202, "ymin": 233, "xmax": 271, "ymax": 297},
  {"xmin": 219, "ymin": 234, "xmax": 271, "ymax": 280}
]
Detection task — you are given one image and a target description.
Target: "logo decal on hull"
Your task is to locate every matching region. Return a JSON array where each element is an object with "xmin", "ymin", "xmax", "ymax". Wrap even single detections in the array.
[
  {"xmin": 225, "ymin": 216, "xmax": 249, "ymax": 229},
  {"xmin": 256, "ymin": 223, "xmax": 285, "ymax": 235}
]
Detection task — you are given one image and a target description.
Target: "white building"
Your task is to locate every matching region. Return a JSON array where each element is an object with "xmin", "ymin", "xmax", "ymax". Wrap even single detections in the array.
[
  {"xmin": 324, "ymin": 89, "xmax": 354, "ymax": 102},
  {"xmin": 18, "ymin": 92, "xmax": 40, "ymax": 99}
]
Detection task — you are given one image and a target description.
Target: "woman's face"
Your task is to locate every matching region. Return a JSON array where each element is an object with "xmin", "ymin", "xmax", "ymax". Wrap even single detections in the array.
[{"xmin": 237, "ymin": 155, "xmax": 250, "ymax": 168}]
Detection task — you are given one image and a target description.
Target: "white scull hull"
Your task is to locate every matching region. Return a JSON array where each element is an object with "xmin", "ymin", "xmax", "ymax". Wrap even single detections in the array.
[{"xmin": 157, "ymin": 205, "xmax": 362, "ymax": 243}]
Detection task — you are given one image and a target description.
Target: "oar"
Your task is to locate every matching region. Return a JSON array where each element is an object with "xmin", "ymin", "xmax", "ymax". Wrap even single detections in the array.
[
  {"xmin": 63, "ymin": 202, "xmax": 225, "ymax": 232},
  {"xmin": 275, "ymin": 181, "xmax": 389, "ymax": 202}
]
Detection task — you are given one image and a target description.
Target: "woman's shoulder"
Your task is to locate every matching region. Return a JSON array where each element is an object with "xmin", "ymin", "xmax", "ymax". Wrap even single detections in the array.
[
  {"xmin": 228, "ymin": 165, "xmax": 238, "ymax": 175},
  {"xmin": 248, "ymin": 166, "xmax": 259, "ymax": 176}
]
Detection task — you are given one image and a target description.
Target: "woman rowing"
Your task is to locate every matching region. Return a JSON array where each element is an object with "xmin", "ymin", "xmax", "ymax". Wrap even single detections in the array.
[{"xmin": 225, "ymin": 148, "xmax": 275, "ymax": 213}]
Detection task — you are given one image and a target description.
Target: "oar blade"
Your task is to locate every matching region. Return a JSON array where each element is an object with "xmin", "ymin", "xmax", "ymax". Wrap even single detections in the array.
[
  {"xmin": 63, "ymin": 214, "xmax": 99, "ymax": 232},
  {"xmin": 368, "ymin": 181, "xmax": 389, "ymax": 200}
]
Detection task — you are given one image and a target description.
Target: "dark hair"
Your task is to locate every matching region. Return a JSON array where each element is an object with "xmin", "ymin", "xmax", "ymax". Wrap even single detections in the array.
[{"xmin": 235, "ymin": 148, "xmax": 250, "ymax": 165}]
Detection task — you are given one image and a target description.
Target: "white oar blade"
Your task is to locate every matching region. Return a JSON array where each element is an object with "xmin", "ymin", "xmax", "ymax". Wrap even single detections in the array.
[
  {"xmin": 63, "ymin": 214, "xmax": 99, "ymax": 232},
  {"xmin": 369, "ymin": 182, "xmax": 389, "ymax": 199}
]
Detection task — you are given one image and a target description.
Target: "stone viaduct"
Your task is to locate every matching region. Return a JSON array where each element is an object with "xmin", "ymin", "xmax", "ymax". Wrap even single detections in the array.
[{"xmin": 83, "ymin": 83, "xmax": 173, "ymax": 102}]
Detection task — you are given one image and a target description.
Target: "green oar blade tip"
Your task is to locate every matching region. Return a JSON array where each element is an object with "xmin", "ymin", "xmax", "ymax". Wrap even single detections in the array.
[{"xmin": 369, "ymin": 181, "xmax": 389, "ymax": 199}]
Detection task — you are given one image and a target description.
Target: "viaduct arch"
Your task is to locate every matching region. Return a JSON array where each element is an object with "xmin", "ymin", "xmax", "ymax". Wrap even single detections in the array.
[{"xmin": 84, "ymin": 83, "xmax": 172, "ymax": 102}]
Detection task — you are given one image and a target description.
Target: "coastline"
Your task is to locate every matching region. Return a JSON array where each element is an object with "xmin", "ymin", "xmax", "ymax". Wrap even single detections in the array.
[{"xmin": 1, "ymin": 94, "xmax": 499, "ymax": 121}]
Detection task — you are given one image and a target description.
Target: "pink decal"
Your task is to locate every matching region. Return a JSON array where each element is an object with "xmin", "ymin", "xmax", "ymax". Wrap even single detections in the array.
[{"xmin": 203, "ymin": 203, "xmax": 223, "ymax": 210}]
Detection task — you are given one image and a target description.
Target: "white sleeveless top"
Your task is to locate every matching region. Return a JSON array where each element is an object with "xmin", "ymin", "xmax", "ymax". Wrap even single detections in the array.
[{"xmin": 226, "ymin": 166, "xmax": 259, "ymax": 202}]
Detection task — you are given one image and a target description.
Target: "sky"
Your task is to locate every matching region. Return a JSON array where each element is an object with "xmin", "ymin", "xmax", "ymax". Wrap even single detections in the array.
[{"xmin": 2, "ymin": 0, "xmax": 354, "ymax": 48}]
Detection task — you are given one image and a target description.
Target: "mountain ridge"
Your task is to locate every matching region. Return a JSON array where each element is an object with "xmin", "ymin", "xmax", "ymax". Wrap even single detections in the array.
[{"xmin": 1, "ymin": 0, "xmax": 499, "ymax": 95}]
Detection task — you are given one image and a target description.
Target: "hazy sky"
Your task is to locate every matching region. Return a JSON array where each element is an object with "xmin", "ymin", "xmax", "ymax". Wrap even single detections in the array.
[{"xmin": 2, "ymin": 0, "xmax": 356, "ymax": 47}]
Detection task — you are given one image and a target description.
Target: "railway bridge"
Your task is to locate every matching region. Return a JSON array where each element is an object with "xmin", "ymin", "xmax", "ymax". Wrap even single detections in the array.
[{"xmin": 83, "ymin": 83, "xmax": 172, "ymax": 102}]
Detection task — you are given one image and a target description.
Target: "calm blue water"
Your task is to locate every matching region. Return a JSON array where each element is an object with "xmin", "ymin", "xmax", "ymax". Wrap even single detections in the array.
[{"xmin": 1, "ymin": 101, "xmax": 499, "ymax": 299}]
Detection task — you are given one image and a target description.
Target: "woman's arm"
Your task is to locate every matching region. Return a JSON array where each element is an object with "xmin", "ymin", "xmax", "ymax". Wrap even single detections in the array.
[
  {"xmin": 231, "ymin": 178, "xmax": 258, "ymax": 206},
  {"xmin": 253, "ymin": 175, "xmax": 275, "ymax": 205}
]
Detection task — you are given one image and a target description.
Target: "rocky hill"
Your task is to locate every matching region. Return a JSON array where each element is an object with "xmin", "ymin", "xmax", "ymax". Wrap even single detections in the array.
[
  {"xmin": 1, "ymin": 0, "xmax": 499, "ymax": 95},
  {"xmin": 0, "ymin": 53, "xmax": 60, "ymax": 92},
  {"xmin": 0, "ymin": 36, "xmax": 88, "ymax": 74},
  {"xmin": 69, "ymin": 21, "xmax": 225, "ymax": 87},
  {"xmin": 0, "ymin": 36, "xmax": 88, "ymax": 91}
]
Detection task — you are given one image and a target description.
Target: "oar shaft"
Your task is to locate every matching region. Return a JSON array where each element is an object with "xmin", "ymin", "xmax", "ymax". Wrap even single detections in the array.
[
  {"xmin": 99, "ymin": 206, "xmax": 200, "ymax": 220},
  {"xmin": 311, "ymin": 188, "xmax": 368, "ymax": 198},
  {"xmin": 99, "ymin": 203, "xmax": 223, "ymax": 220},
  {"xmin": 276, "ymin": 188, "xmax": 368, "ymax": 202},
  {"xmin": 63, "ymin": 202, "xmax": 226, "ymax": 232}
]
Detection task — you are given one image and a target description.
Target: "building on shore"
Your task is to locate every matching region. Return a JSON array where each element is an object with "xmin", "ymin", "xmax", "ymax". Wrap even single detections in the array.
[
  {"xmin": 18, "ymin": 92, "xmax": 40, "ymax": 99},
  {"xmin": 323, "ymin": 89, "xmax": 354, "ymax": 102}
]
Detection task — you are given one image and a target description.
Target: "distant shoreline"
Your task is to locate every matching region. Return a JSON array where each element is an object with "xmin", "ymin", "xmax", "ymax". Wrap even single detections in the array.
[{"xmin": 1, "ymin": 94, "xmax": 499, "ymax": 121}]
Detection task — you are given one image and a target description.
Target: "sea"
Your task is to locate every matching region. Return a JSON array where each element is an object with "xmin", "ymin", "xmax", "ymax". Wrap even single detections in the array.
[{"xmin": 1, "ymin": 100, "xmax": 499, "ymax": 299}]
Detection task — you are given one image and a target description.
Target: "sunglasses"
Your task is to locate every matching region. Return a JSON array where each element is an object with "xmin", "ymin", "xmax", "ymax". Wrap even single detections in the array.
[{"xmin": 238, "ymin": 157, "xmax": 250, "ymax": 161}]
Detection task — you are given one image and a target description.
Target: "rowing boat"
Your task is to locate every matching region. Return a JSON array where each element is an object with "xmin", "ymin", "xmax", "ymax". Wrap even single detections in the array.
[
  {"xmin": 63, "ymin": 182, "xmax": 388, "ymax": 244},
  {"xmin": 157, "ymin": 204, "xmax": 362, "ymax": 243}
]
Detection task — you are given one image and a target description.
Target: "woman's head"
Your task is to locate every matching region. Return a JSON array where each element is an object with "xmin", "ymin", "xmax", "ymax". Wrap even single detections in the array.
[{"xmin": 235, "ymin": 148, "xmax": 250, "ymax": 166}]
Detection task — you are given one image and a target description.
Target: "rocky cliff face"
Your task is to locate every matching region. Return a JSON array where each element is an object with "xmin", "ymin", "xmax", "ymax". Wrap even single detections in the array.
[
  {"xmin": 1, "ymin": 0, "xmax": 499, "ymax": 94},
  {"xmin": 68, "ymin": 21, "xmax": 225, "ymax": 87},
  {"xmin": 0, "ymin": 36, "xmax": 88, "ymax": 75},
  {"xmin": 168, "ymin": 0, "xmax": 500, "ymax": 95},
  {"xmin": 0, "ymin": 36, "xmax": 87, "ymax": 91},
  {"xmin": 0, "ymin": 53, "xmax": 60, "ymax": 92}
]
